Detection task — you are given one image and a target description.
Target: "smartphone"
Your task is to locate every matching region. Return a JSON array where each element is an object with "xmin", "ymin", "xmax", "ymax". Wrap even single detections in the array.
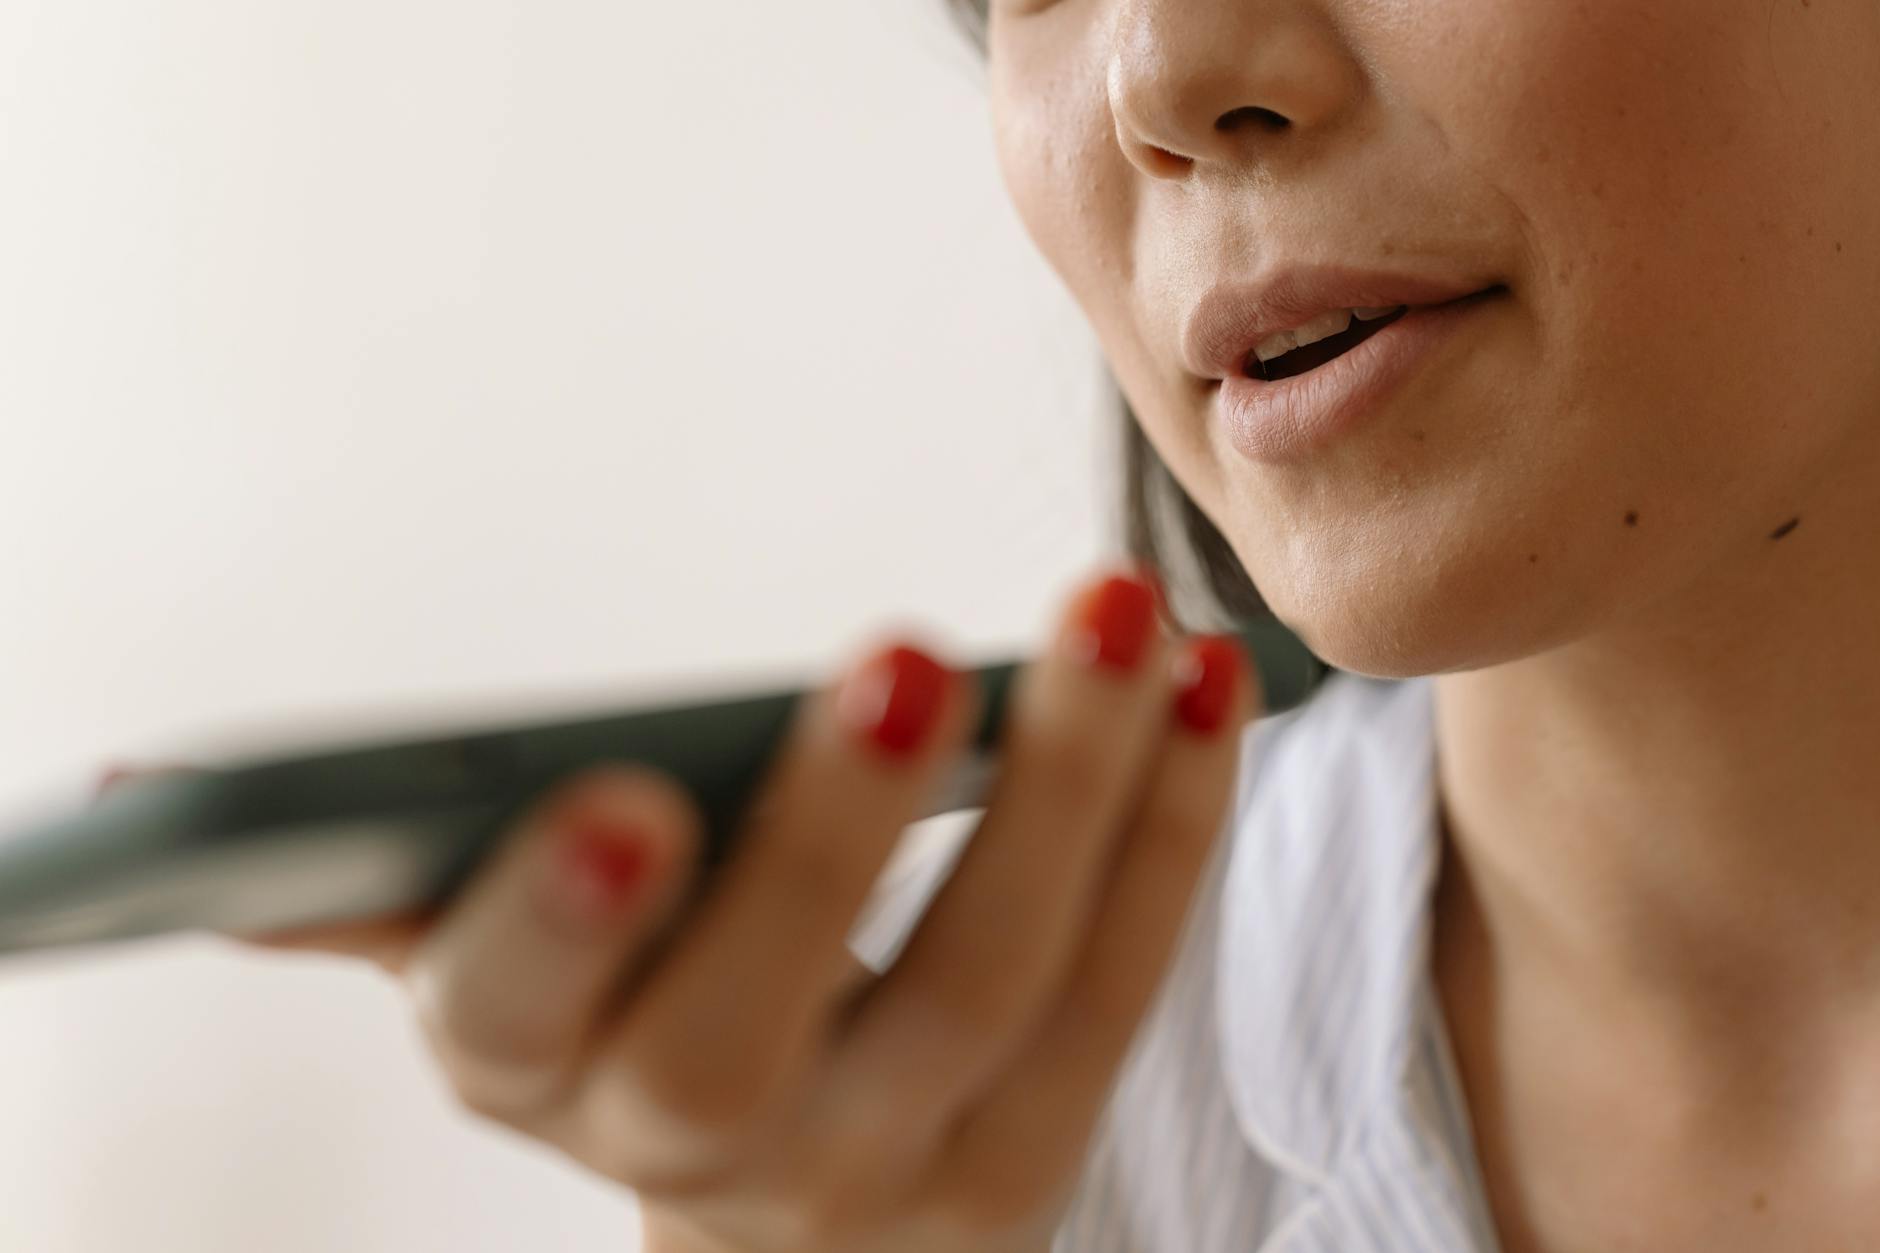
[{"xmin": 0, "ymin": 618, "xmax": 1331, "ymax": 959}]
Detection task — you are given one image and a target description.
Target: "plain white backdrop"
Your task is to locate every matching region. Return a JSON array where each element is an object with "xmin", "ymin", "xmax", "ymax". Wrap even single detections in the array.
[{"xmin": 0, "ymin": 2, "xmax": 1121, "ymax": 1248}]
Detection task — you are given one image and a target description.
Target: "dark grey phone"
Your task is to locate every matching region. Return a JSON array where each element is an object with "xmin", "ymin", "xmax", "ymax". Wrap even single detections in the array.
[{"xmin": 0, "ymin": 618, "xmax": 1332, "ymax": 958}]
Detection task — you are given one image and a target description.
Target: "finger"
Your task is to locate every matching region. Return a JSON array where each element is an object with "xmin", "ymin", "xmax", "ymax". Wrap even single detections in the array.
[
  {"xmin": 821, "ymin": 567, "xmax": 1176, "ymax": 1138},
  {"xmin": 92, "ymin": 760, "xmax": 194, "ymax": 800},
  {"xmin": 581, "ymin": 637, "xmax": 981, "ymax": 1178},
  {"xmin": 237, "ymin": 909, "xmax": 440, "ymax": 975},
  {"xmin": 926, "ymin": 633, "xmax": 1260, "ymax": 1220},
  {"xmin": 94, "ymin": 763, "xmax": 140, "ymax": 797},
  {"xmin": 403, "ymin": 765, "xmax": 701, "ymax": 1122}
]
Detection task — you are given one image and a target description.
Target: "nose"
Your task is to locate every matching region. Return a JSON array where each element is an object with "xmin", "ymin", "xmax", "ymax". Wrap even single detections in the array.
[{"xmin": 1106, "ymin": 0, "xmax": 1364, "ymax": 180}]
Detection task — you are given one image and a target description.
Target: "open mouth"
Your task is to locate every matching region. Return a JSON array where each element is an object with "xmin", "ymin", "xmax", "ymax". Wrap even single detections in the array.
[{"xmin": 1244, "ymin": 286, "xmax": 1504, "ymax": 382}]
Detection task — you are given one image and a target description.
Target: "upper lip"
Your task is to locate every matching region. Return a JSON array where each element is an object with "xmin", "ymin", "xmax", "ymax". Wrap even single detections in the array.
[{"xmin": 1181, "ymin": 265, "xmax": 1497, "ymax": 381}]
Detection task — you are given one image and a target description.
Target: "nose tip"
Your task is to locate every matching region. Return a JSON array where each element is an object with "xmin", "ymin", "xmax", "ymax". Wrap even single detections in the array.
[{"xmin": 1107, "ymin": 10, "xmax": 1361, "ymax": 180}]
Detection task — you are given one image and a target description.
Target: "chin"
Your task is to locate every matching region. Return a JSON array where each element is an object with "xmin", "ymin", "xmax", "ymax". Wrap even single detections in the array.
[{"xmin": 1248, "ymin": 545, "xmax": 1598, "ymax": 682}]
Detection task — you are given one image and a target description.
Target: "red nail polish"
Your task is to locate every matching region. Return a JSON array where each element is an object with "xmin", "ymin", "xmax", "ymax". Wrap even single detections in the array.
[
  {"xmin": 838, "ymin": 643, "xmax": 952, "ymax": 758},
  {"xmin": 1173, "ymin": 635, "xmax": 1243, "ymax": 736},
  {"xmin": 547, "ymin": 806, "xmax": 656, "ymax": 926},
  {"xmin": 94, "ymin": 763, "xmax": 135, "ymax": 797},
  {"xmin": 1071, "ymin": 573, "xmax": 1159, "ymax": 672}
]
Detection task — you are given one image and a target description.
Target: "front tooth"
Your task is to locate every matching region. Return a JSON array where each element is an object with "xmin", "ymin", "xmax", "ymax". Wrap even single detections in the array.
[
  {"xmin": 1293, "ymin": 308, "xmax": 1353, "ymax": 348},
  {"xmin": 1253, "ymin": 329, "xmax": 1298, "ymax": 363},
  {"xmin": 1354, "ymin": 305, "xmax": 1403, "ymax": 321},
  {"xmin": 1254, "ymin": 309, "xmax": 1355, "ymax": 363}
]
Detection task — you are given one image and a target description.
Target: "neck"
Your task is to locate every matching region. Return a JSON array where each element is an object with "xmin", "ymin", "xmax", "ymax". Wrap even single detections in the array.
[{"xmin": 1431, "ymin": 441, "xmax": 1880, "ymax": 1032}]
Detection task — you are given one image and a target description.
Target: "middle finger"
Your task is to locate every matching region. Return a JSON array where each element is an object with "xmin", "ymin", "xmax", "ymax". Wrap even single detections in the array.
[{"xmin": 823, "ymin": 567, "xmax": 1177, "ymax": 1130}]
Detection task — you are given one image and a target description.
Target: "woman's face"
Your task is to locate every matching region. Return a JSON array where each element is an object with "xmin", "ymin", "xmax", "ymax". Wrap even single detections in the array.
[{"xmin": 986, "ymin": 0, "xmax": 1880, "ymax": 677}]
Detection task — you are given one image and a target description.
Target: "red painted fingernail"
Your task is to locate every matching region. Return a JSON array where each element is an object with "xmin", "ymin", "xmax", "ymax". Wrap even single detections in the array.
[
  {"xmin": 1069, "ymin": 572, "xmax": 1159, "ymax": 673},
  {"xmin": 543, "ymin": 790, "xmax": 657, "ymax": 927},
  {"xmin": 837, "ymin": 643, "xmax": 952, "ymax": 758},
  {"xmin": 1173, "ymin": 635, "xmax": 1244, "ymax": 736},
  {"xmin": 95, "ymin": 762, "xmax": 136, "ymax": 797},
  {"xmin": 94, "ymin": 761, "xmax": 193, "ymax": 800}
]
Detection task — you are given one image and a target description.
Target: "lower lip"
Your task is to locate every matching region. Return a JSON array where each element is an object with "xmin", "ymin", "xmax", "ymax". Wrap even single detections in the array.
[{"xmin": 1216, "ymin": 291, "xmax": 1497, "ymax": 465}]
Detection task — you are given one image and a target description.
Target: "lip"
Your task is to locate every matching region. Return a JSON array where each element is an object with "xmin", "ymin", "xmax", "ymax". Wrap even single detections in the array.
[
  {"xmin": 1181, "ymin": 267, "xmax": 1504, "ymax": 465},
  {"xmin": 1182, "ymin": 266, "xmax": 1498, "ymax": 381},
  {"xmin": 1213, "ymin": 289, "xmax": 1501, "ymax": 465}
]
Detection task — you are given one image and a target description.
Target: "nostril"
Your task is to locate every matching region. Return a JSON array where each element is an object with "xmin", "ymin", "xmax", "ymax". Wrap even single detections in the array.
[
  {"xmin": 1142, "ymin": 144, "xmax": 1193, "ymax": 177},
  {"xmin": 1217, "ymin": 106, "xmax": 1290, "ymax": 133}
]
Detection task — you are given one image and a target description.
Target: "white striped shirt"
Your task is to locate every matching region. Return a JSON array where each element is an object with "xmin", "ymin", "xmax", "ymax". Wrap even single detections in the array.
[
  {"xmin": 848, "ymin": 670, "xmax": 1498, "ymax": 1252},
  {"xmin": 1052, "ymin": 670, "xmax": 1500, "ymax": 1252}
]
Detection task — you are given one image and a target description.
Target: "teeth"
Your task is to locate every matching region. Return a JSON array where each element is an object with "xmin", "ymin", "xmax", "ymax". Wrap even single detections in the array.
[
  {"xmin": 1254, "ymin": 308, "xmax": 1351, "ymax": 364},
  {"xmin": 1250, "ymin": 305, "xmax": 1409, "ymax": 365}
]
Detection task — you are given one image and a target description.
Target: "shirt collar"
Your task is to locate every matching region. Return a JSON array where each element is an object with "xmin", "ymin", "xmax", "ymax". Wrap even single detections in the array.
[{"xmin": 1217, "ymin": 669, "xmax": 1446, "ymax": 1183}]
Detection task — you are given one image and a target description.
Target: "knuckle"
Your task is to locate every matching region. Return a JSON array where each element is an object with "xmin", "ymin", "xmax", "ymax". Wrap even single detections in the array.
[
  {"xmin": 764, "ymin": 832, "xmax": 869, "ymax": 913},
  {"xmin": 624, "ymin": 1039, "xmax": 792, "ymax": 1146},
  {"xmin": 1147, "ymin": 790, "xmax": 1231, "ymax": 855},
  {"xmin": 423, "ymin": 1027, "xmax": 565, "ymax": 1122},
  {"xmin": 1141, "ymin": 751, "xmax": 1239, "ymax": 843},
  {"xmin": 404, "ymin": 958, "xmax": 566, "ymax": 1117},
  {"xmin": 454, "ymin": 1013, "xmax": 569, "ymax": 1083},
  {"xmin": 753, "ymin": 1132, "xmax": 910, "ymax": 1247},
  {"xmin": 562, "ymin": 1090, "xmax": 665, "ymax": 1187},
  {"xmin": 923, "ymin": 1098, "xmax": 1078, "ymax": 1234},
  {"xmin": 890, "ymin": 973, "xmax": 1028, "ymax": 1083},
  {"xmin": 1011, "ymin": 729, "xmax": 1119, "ymax": 818},
  {"xmin": 787, "ymin": 1179, "xmax": 883, "ymax": 1248},
  {"xmin": 409, "ymin": 964, "xmax": 527, "ymax": 1064},
  {"xmin": 736, "ymin": 795, "xmax": 878, "ymax": 912},
  {"xmin": 931, "ymin": 1164, "xmax": 1062, "ymax": 1239},
  {"xmin": 446, "ymin": 1063, "xmax": 560, "ymax": 1124}
]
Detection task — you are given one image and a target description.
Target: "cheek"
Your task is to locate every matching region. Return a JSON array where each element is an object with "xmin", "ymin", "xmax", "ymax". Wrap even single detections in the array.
[
  {"xmin": 991, "ymin": 54, "xmax": 1218, "ymax": 492},
  {"xmin": 1444, "ymin": 0, "xmax": 1880, "ymax": 482},
  {"xmin": 991, "ymin": 49, "xmax": 1136, "ymax": 326}
]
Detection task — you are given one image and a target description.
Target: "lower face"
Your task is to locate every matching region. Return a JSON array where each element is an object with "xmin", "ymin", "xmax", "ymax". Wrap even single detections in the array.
[{"xmin": 987, "ymin": 0, "xmax": 1880, "ymax": 678}]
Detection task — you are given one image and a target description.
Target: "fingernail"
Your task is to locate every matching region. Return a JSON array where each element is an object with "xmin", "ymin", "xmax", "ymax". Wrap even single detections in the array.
[
  {"xmin": 94, "ymin": 762, "xmax": 135, "ymax": 797},
  {"xmin": 540, "ymin": 784, "xmax": 658, "ymax": 930},
  {"xmin": 836, "ymin": 642, "xmax": 952, "ymax": 759},
  {"xmin": 1067, "ymin": 572, "xmax": 1159, "ymax": 673},
  {"xmin": 1172, "ymin": 635, "xmax": 1244, "ymax": 736}
]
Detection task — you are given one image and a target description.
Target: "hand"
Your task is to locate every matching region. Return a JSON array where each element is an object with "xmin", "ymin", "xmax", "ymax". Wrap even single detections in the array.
[{"xmin": 98, "ymin": 566, "xmax": 1260, "ymax": 1253}]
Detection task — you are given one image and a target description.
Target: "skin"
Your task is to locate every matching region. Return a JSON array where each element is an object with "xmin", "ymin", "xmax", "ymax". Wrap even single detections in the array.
[
  {"xmin": 986, "ymin": 0, "xmax": 1880, "ymax": 1248},
  {"xmin": 117, "ymin": 570, "xmax": 1258, "ymax": 1253},
  {"xmin": 101, "ymin": 3, "xmax": 1880, "ymax": 1248}
]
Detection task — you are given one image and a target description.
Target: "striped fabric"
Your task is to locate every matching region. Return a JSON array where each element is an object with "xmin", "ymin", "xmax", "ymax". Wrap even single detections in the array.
[{"xmin": 1050, "ymin": 671, "xmax": 1503, "ymax": 1252}]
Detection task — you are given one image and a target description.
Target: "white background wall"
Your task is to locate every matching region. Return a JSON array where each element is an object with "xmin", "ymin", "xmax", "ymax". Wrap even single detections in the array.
[{"xmin": 0, "ymin": 2, "xmax": 1115, "ymax": 1248}]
